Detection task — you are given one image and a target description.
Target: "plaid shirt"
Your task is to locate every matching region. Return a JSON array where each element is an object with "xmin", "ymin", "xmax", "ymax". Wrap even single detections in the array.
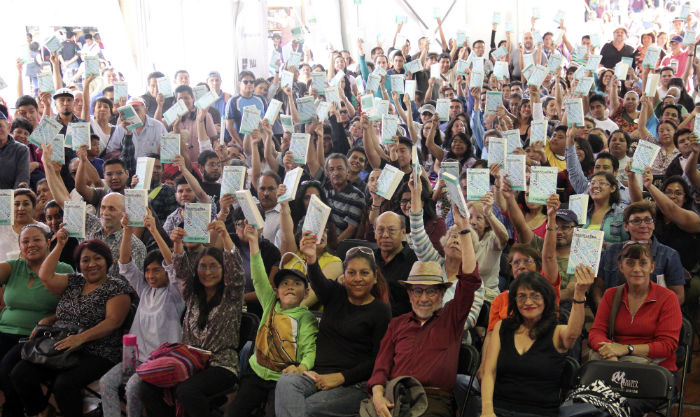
[
  {"xmin": 148, "ymin": 184, "xmax": 178, "ymax": 225},
  {"xmin": 84, "ymin": 214, "xmax": 146, "ymax": 280}
]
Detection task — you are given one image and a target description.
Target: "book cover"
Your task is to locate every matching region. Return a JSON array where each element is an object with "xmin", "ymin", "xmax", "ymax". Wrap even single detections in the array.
[
  {"xmin": 376, "ymin": 100, "xmax": 390, "ymax": 120},
  {"xmin": 361, "ymin": 94, "xmax": 378, "ymax": 121},
  {"xmin": 279, "ymin": 167, "xmax": 304, "ymax": 203},
  {"xmin": 269, "ymin": 50, "xmax": 281, "ymax": 70},
  {"xmin": 466, "ymin": 168, "xmax": 490, "ymax": 201},
  {"xmin": 162, "ymin": 100, "xmax": 187, "ymax": 125},
  {"xmin": 403, "ymin": 59, "xmax": 422, "ymax": 74},
  {"xmin": 45, "ymin": 35, "xmax": 61, "ymax": 53},
  {"xmin": 440, "ymin": 160, "xmax": 460, "ymax": 179},
  {"xmin": 390, "ymin": 74, "xmax": 405, "ymax": 94},
  {"xmin": 240, "ymin": 105, "xmax": 262, "ymax": 134},
  {"xmin": 64, "ymin": 201, "xmax": 86, "ymax": 238},
  {"xmin": 575, "ymin": 77, "xmax": 595, "ymax": 95},
  {"xmin": 50, "ymin": 133, "xmax": 65, "ymax": 164},
  {"xmin": 37, "ymin": 73, "xmax": 54, "ymax": 94},
  {"xmin": 183, "ymin": 203, "xmax": 212, "ymax": 243},
  {"xmin": 530, "ymin": 119, "xmax": 548, "ymax": 146},
  {"xmin": 532, "ymin": 30, "xmax": 543, "ymax": 46},
  {"xmin": 134, "ymin": 157, "xmax": 155, "ymax": 190},
  {"xmin": 565, "ymin": 98, "xmax": 584, "ymax": 126},
  {"xmin": 311, "ymin": 71, "xmax": 327, "ymax": 94},
  {"xmin": 494, "ymin": 61, "xmax": 509, "ymax": 80},
  {"xmin": 280, "ymin": 70, "xmax": 294, "ymax": 88},
  {"xmin": 456, "ymin": 59, "xmax": 469, "ymax": 76},
  {"xmin": 156, "ymin": 77, "xmax": 173, "ymax": 98},
  {"xmin": 412, "ymin": 145, "xmax": 420, "ymax": 189},
  {"xmin": 436, "ymin": 98, "xmax": 450, "ymax": 122},
  {"xmin": 324, "ymin": 87, "xmax": 341, "ymax": 105},
  {"xmin": 488, "ymin": 137, "xmax": 506, "ymax": 168},
  {"xmin": 547, "ymin": 53, "xmax": 563, "ymax": 74},
  {"xmin": 125, "ymin": 189, "xmax": 148, "ymax": 227},
  {"xmin": 645, "ymin": 73, "xmax": 660, "ymax": 97},
  {"xmin": 373, "ymin": 66, "xmax": 387, "ymax": 77},
  {"xmin": 234, "ymin": 190, "xmax": 264, "ymax": 229},
  {"xmin": 684, "ymin": 30, "xmax": 697, "ymax": 46},
  {"xmin": 614, "ymin": 62, "xmax": 629, "ymax": 80},
  {"xmin": 527, "ymin": 65, "xmax": 547, "ymax": 87},
  {"xmin": 405, "ymin": 80, "xmax": 417, "ymax": 100},
  {"xmin": 376, "ymin": 164, "xmax": 404, "ymax": 200},
  {"xmin": 355, "ymin": 76, "xmax": 365, "ymax": 95},
  {"xmin": 503, "ymin": 130, "xmax": 521, "ymax": 153},
  {"xmin": 365, "ymin": 73, "xmax": 381, "ymax": 92},
  {"xmin": 567, "ymin": 228, "xmax": 605, "ymax": 275},
  {"xmin": 316, "ymin": 101, "xmax": 330, "ymax": 122},
  {"xmin": 484, "ymin": 91, "xmax": 502, "ymax": 116},
  {"xmin": 568, "ymin": 194, "xmax": 589, "ymax": 225},
  {"xmin": 192, "ymin": 85, "xmax": 208, "ymax": 101},
  {"xmin": 642, "ymin": 46, "xmax": 660, "ymax": 68},
  {"xmin": 195, "ymin": 90, "xmax": 218, "ymax": 110},
  {"xmin": 302, "ymin": 194, "xmax": 332, "ymax": 244},
  {"xmin": 84, "ymin": 56, "xmax": 100, "ymax": 77},
  {"xmin": 631, "ymin": 140, "xmax": 661, "ymax": 174},
  {"xmin": 0, "ymin": 190, "xmax": 13, "ymax": 226},
  {"xmin": 443, "ymin": 172, "xmax": 469, "ymax": 219},
  {"xmin": 221, "ymin": 165, "xmax": 247, "ymax": 197},
  {"xmin": 694, "ymin": 114, "xmax": 700, "ymax": 138},
  {"xmin": 381, "ymin": 114, "xmax": 399, "ymax": 143},
  {"xmin": 329, "ymin": 70, "xmax": 345, "ymax": 87},
  {"xmin": 263, "ymin": 99, "xmax": 282, "ymax": 124},
  {"xmin": 573, "ymin": 65, "xmax": 587, "ymax": 80},
  {"xmin": 160, "ymin": 133, "xmax": 180, "ymax": 164},
  {"xmin": 585, "ymin": 54, "xmax": 602, "ymax": 71},
  {"xmin": 528, "ymin": 166, "xmax": 558, "ymax": 204},
  {"xmin": 290, "ymin": 133, "xmax": 311, "ymax": 164},
  {"xmin": 280, "ymin": 115, "xmax": 294, "ymax": 133},
  {"xmin": 286, "ymin": 51, "xmax": 302, "ymax": 69},
  {"xmin": 69, "ymin": 122, "xmax": 91, "ymax": 150},
  {"xmin": 505, "ymin": 154, "xmax": 527, "ymax": 191},
  {"xmin": 117, "ymin": 105, "xmax": 144, "ymax": 130},
  {"xmin": 114, "ymin": 81, "xmax": 128, "ymax": 101},
  {"xmin": 456, "ymin": 30, "xmax": 467, "ymax": 47},
  {"xmin": 522, "ymin": 64, "xmax": 535, "ymax": 80},
  {"xmin": 491, "ymin": 45, "xmax": 508, "ymax": 60},
  {"xmin": 296, "ymin": 96, "xmax": 316, "ymax": 123},
  {"xmin": 470, "ymin": 70, "xmax": 484, "ymax": 88},
  {"xmin": 28, "ymin": 117, "xmax": 62, "ymax": 147},
  {"xmin": 430, "ymin": 63, "xmax": 441, "ymax": 79}
]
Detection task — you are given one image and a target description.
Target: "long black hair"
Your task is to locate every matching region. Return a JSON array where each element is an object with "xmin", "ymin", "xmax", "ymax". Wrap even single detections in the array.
[
  {"xmin": 504, "ymin": 272, "xmax": 557, "ymax": 340},
  {"xmin": 193, "ymin": 247, "xmax": 225, "ymax": 330}
]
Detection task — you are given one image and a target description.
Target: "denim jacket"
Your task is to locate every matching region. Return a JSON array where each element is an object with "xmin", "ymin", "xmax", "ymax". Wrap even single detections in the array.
[{"xmin": 583, "ymin": 202, "xmax": 628, "ymax": 245}]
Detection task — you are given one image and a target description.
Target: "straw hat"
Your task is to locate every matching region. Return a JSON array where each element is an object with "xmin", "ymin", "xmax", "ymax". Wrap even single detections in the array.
[{"xmin": 399, "ymin": 261, "xmax": 452, "ymax": 287}]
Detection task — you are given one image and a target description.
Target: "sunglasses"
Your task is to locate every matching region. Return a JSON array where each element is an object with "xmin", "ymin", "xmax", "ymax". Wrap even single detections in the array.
[
  {"xmin": 241, "ymin": 80, "xmax": 254, "ymax": 85},
  {"xmin": 346, "ymin": 246, "xmax": 375, "ymax": 259}
]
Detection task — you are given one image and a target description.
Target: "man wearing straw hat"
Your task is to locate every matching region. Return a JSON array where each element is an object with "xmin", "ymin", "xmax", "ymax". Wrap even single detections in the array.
[{"xmin": 366, "ymin": 208, "xmax": 482, "ymax": 417}]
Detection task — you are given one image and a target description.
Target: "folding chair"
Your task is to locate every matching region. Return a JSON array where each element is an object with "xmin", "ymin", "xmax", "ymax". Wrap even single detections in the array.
[
  {"xmin": 576, "ymin": 360, "xmax": 675, "ymax": 416},
  {"xmin": 457, "ymin": 342, "xmax": 480, "ymax": 417},
  {"xmin": 209, "ymin": 312, "xmax": 261, "ymax": 417},
  {"xmin": 335, "ymin": 239, "xmax": 377, "ymax": 261},
  {"xmin": 674, "ymin": 317, "xmax": 693, "ymax": 417},
  {"xmin": 560, "ymin": 356, "xmax": 581, "ymax": 402}
]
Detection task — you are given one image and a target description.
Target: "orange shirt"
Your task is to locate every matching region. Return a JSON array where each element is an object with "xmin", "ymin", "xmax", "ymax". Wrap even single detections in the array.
[{"xmin": 487, "ymin": 273, "xmax": 561, "ymax": 332}]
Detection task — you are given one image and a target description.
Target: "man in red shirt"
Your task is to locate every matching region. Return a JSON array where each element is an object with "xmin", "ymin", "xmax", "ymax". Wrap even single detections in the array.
[
  {"xmin": 660, "ymin": 35, "xmax": 690, "ymax": 77},
  {"xmin": 367, "ymin": 208, "xmax": 482, "ymax": 417}
]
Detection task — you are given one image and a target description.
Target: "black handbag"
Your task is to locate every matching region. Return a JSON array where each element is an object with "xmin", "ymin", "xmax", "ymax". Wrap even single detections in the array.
[{"xmin": 21, "ymin": 323, "xmax": 86, "ymax": 370}]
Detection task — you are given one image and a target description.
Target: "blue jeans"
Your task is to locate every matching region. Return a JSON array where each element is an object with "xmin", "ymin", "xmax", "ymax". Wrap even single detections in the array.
[{"xmin": 275, "ymin": 373, "xmax": 367, "ymax": 417}]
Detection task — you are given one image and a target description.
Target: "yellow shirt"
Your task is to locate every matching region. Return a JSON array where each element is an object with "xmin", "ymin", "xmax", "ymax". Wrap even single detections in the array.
[
  {"xmin": 545, "ymin": 143, "xmax": 567, "ymax": 172},
  {"xmin": 586, "ymin": 223, "xmax": 602, "ymax": 230},
  {"xmin": 284, "ymin": 251, "xmax": 342, "ymax": 274}
]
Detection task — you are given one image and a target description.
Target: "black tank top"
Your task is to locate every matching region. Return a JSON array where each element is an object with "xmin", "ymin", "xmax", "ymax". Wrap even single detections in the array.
[{"xmin": 494, "ymin": 321, "xmax": 565, "ymax": 416}]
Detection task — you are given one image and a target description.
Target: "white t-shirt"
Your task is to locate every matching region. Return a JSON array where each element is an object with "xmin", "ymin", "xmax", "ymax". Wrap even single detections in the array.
[{"xmin": 592, "ymin": 117, "xmax": 619, "ymax": 134}]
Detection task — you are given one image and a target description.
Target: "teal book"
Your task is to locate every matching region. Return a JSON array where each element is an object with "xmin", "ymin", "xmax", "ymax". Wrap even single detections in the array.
[
  {"xmin": 376, "ymin": 164, "xmax": 404, "ymax": 200},
  {"xmin": 125, "ymin": 189, "xmax": 148, "ymax": 227},
  {"xmin": 488, "ymin": 137, "xmax": 506, "ymax": 169},
  {"xmin": 567, "ymin": 228, "xmax": 604, "ymax": 275},
  {"xmin": 290, "ymin": 133, "xmax": 311, "ymax": 164},
  {"xmin": 436, "ymin": 98, "xmax": 449, "ymax": 122},
  {"xmin": 134, "ymin": 157, "xmax": 155, "ymax": 190},
  {"xmin": 160, "ymin": 133, "xmax": 180, "ymax": 164},
  {"xmin": 69, "ymin": 122, "xmax": 91, "ymax": 150},
  {"xmin": 302, "ymin": 194, "xmax": 332, "ymax": 244},
  {"xmin": 631, "ymin": 140, "xmax": 660, "ymax": 174},
  {"xmin": 234, "ymin": 190, "xmax": 264, "ymax": 229},
  {"xmin": 466, "ymin": 168, "xmax": 489, "ymax": 201},
  {"xmin": 279, "ymin": 167, "xmax": 303, "ymax": 203},
  {"xmin": 64, "ymin": 201, "xmax": 86, "ymax": 238},
  {"xmin": 221, "ymin": 165, "xmax": 247, "ymax": 197},
  {"xmin": 118, "ymin": 105, "xmax": 144, "ymax": 130},
  {"xmin": 443, "ymin": 172, "xmax": 469, "ymax": 218},
  {"xmin": 530, "ymin": 119, "xmax": 548, "ymax": 146},
  {"xmin": 114, "ymin": 82, "xmax": 128, "ymax": 102},
  {"xmin": 390, "ymin": 74, "xmax": 405, "ymax": 94},
  {"xmin": 38, "ymin": 73, "xmax": 54, "ymax": 94},
  {"xmin": 184, "ymin": 203, "xmax": 212, "ymax": 243},
  {"xmin": 381, "ymin": 114, "xmax": 399, "ymax": 143},
  {"xmin": 505, "ymin": 154, "xmax": 527, "ymax": 191},
  {"xmin": 240, "ymin": 105, "xmax": 261, "ymax": 134},
  {"xmin": 84, "ymin": 56, "xmax": 100, "ymax": 77},
  {"xmin": 50, "ymin": 134, "xmax": 65, "ymax": 164},
  {"xmin": 0, "ymin": 190, "xmax": 13, "ymax": 226},
  {"xmin": 296, "ymin": 96, "xmax": 315, "ymax": 123},
  {"xmin": 528, "ymin": 166, "xmax": 558, "ymax": 204},
  {"xmin": 311, "ymin": 71, "xmax": 327, "ymax": 94},
  {"xmin": 568, "ymin": 194, "xmax": 588, "ymax": 225},
  {"xmin": 157, "ymin": 77, "xmax": 173, "ymax": 98}
]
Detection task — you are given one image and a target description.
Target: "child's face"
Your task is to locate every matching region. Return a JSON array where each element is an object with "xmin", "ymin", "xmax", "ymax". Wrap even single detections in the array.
[
  {"xmin": 277, "ymin": 276, "xmax": 307, "ymax": 308},
  {"xmin": 144, "ymin": 261, "xmax": 169, "ymax": 288}
]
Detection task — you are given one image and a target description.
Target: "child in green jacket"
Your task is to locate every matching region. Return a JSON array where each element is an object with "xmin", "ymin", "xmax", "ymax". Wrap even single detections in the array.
[{"xmin": 226, "ymin": 223, "xmax": 318, "ymax": 416}]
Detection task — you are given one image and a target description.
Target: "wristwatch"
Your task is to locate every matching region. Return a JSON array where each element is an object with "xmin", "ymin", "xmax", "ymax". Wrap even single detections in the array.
[
  {"xmin": 627, "ymin": 344, "xmax": 635, "ymax": 356},
  {"xmin": 459, "ymin": 229, "xmax": 471, "ymax": 235}
]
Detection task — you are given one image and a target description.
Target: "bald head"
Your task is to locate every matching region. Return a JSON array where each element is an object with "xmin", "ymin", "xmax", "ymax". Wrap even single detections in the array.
[
  {"xmin": 375, "ymin": 211, "xmax": 405, "ymax": 255},
  {"xmin": 100, "ymin": 192, "xmax": 125, "ymax": 234}
]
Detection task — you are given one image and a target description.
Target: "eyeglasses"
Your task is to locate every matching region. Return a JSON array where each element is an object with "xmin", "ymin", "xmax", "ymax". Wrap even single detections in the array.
[
  {"xmin": 235, "ymin": 220, "xmax": 246, "ymax": 227},
  {"xmin": 516, "ymin": 293, "xmax": 543, "ymax": 304},
  {"xmin": 346, "ymin": 246, "xmax": 375, "ymax": 259},
  {"xmin": 626, "ymin": 217, "xmax": 654, "ymax": 225},
  {"xmin": 590, "ymin": 181, "xmax": 610, "ymax": 187},
  {"xmin": 197, "ymin": 264, "xmax": 222, "ymax": 272},
  {"xmin": 205, "ymin": 162, "xmax": 222, "ymax": 168},
  {"xmin": 510, "ymin": 258, "xmax": 535, "ymax": 267},
  {"xmin": 408, "ymin": 287, "xmax": 441, "ymax": 297},
  {"xmin": 241, "ymin": 80, "xmax": 254, "ymax": 85},
  {"xmin": 400, "ymin": 199, "xmax": 411, "ymax": 206},
  {"xmin": 375, "ymin": 227, "xmax": 400, "ymax": 236},
  {"xmin": 664, "ymin": 189, "xmax": 685, "ymax": 197}
]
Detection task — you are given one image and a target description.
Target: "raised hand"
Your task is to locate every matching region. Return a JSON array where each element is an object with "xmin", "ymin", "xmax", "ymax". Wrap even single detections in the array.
[{"xmin": 299, "ymin": 230, "xmax": 318, "ymax": 265}]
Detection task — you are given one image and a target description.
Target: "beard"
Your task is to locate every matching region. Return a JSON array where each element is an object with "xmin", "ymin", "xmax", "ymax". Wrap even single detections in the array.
[
  {"xmin": 61, "ymin": 110, "xmax": 73, "ymax": 116},
  {"xmin": 202, "ymin": 172, "xmax": 220, "ymax": 183}
]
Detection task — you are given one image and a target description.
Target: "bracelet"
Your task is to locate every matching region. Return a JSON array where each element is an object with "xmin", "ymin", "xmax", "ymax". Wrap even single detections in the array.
[
  {"xmin": 572, "ymin": 298, "xmax": 586, "ymax": 304},
  {"xmin": 459, "ymin": 229, "xmax": 471, "ymax": 235},
  {"xmin": 372, "ymin": 204, "xmax": 381, "ymax": 209},
  {"xmin": 546, "ymin": 226, "xmax": 556, "ymax": 231}
]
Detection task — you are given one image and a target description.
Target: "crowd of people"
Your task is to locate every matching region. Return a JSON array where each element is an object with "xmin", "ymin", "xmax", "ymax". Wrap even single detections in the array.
[{"xmin": 0, "ymin": 2, "xmax": 697, "ymax": 417}]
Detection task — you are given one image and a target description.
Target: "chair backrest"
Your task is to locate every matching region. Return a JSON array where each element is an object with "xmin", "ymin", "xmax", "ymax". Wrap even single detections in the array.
[
  {"xmin": 577, "ymin": 360, "xmax": 675, "ymax": 401},
  {"xmin": 458, "ymin": 342, "xmax": 480, "ymax": 376},
  {"xmin": 335, "ymin": 239, "xmax": 378, "ymax": 261},
  {"xmin": 676, "ymin": 317, "xmax": 693, "ymax": 370},
  {"xmin": 560, "ymin": 356, "xmax": 581, "ymax": 401},
  {"xmin": 236, "ymin": 312, "xmax": 260, "ymax": 351}
]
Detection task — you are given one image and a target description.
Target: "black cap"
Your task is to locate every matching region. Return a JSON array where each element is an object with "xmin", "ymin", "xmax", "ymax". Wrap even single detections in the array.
[
  {"xmin": 556, "ymin": 209, "xmax": 579, "ymax": 225},
  {"xmin": 273, "ymin": 268, "xmax": 308, "ymax": 288}
]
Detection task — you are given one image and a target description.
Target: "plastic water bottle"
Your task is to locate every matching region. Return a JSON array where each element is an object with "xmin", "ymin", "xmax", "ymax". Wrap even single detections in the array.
[{"xmin": 122, "ymin": 334, "xmax": 139, "ymax": 378}]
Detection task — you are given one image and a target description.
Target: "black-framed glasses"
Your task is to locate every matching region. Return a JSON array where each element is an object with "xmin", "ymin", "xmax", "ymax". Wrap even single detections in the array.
[
  {"xmin": 400, "ymin": 199, "xmax": 411, "ymax": 206},
  {"xmin": 408, "ymin": 287, "xmax": 441, "ymax": 297},
  {"xmin": 626, "ymin": 217, "xmax": 654, "ymax": 225},
  {"xmin": 241, "ymin": 80, "xmax": 254, "ymax": 85}
]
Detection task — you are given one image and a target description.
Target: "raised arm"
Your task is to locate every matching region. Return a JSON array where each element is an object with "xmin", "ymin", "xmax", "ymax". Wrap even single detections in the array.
[
  {"xmin": 38, "ymin": 228, "xmax": 70, "ymax": 296},
  {"xmin": 362, "ymin": 115, "xmax": 382, "ymax": 169},
  {"xmin": 542, "ymin": 194, "xmax": 561, "ymax": 286},
  {"xmin": 556, "ymin": 265, "xmax": 593, "ymax": 351},
  {"xmin": 250, "ymin": 130, "xmax": 262, "ymax": 193},
  {"xmin": 609, "ymin": 74, "xmax": 620, "ymax": 116},
  {"xmin": 481, "ymin": 192, "xmax": 508, "ymax": 249},
  {"xmin": 644, "ymin": 170, "xmax": 700, "ymax": 232},
  {"xmin": 278, "ymin": 185, "xmax": 298, "ymax": 256},
  {"xmin": 40, "ymin": 144, "xmax": 71, "ymax": 208},
  {"xmin": 74, "ymin": 146, "xmax": 99, "ymax": 204},
  {"xmin": 501, "ymin": 177, "xmax": 534, "ymax": 244},
  {"xmin": 626, "ymin": 163, "xmax": 644, "ymax": 203},
  {"xmin": 425, "ymin": 114, "xmax": 445, "ymax": 161},
  {"xmin": 685, "ymin": 137, "xmax": 700, "ymax": 190},
  {"xmin": 82, "ymin": 75, "xmax": 95, "ymax": 121},
  {"xmin": 172, "ymin": 154, "xmax": 209, "ymax": 203},
  {"xmin": 49, "ymin": 52, "xmax": 63, "ymax": 90}
]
